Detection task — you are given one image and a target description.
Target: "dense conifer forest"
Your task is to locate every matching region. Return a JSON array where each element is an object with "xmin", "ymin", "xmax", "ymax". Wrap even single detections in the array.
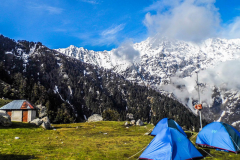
[{"xmin": 0, "ymin": 35, "xmax": 206, "ymax": 131}]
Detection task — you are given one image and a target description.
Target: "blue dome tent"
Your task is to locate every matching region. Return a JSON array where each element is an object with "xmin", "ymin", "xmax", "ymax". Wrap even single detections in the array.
[
  {"xmin": 139, "ymin": 127, "xmax": 203, "ymax": 160},
  {"xmin": 151, "ymin": 118, "xmax": 187, "ymax": 137},
  {"xmin": 196, "ymin": 122, "xmax": 240, "ymax": 153}
]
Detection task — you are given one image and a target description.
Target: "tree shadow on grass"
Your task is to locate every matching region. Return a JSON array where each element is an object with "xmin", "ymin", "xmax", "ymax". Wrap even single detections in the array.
[
  {"xmin": 0, "ymin": 122, "xmax": 38, "ymax": 129},
  {"xmin": 185, "ymin": 131, "xmax": 194, "ymax": 138},
  {"xmin": 52, "ymin": 126, "xmax": 79, "ymax": 129},
  {"xmin": 197, "ymin": 148, "xmax": 211, "ymax": 159},
  {"xmin": 0, "ymin": 154, "xmax": 35, "ymax": 160}
]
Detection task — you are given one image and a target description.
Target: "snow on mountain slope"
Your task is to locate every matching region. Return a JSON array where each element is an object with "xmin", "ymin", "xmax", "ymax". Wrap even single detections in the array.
[
  {"xmin": 56, "ymin": 37, "xmax": 240, "ymax": 86},
  {"xmin": 56, "ymin": 37, "xmax": 240, "ymax": 128}
]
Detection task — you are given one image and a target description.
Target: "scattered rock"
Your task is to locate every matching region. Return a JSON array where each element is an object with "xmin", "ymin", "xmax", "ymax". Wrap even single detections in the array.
[
  {"xmin": 29, "ymin": 118, "xmax": 43, "ymax": 126},
  {"xmin": 41, "ymin": 116, "xmax": 50, "ymax": 123},
  {"xmin": 124, "ymin": 121, "xmax": 129, "ymax": 126},
  {"xmin": 0, "ymin": 110, "xmax": 6, "ymax": 113},
  {"xmin": 87, "ymin": 114, "xmax": 103, "ymax": 122},
  {"xmin": 41, "ymin": 121, "xmax": 52, "ymax": 130},
  {"xmin": 40, "ymin": 117, "xmax": 52, "ymax": 129},
  {"xmin": 126, "ymin": 113, "xmax": 134, "ymax": 120},
  {"xmin": 36, "ymin": 105, "xmax": 47, "ymax": 118},
  {"xmin": 0, "ymin": 112, "xmax": 12, "ymax": 127},
  {"xmin": 130, "ymin": 120, "xmax": 136, "ymax": 125},
  {"xmin": 136, "ymin": 119, "xmax": 144, "ymax": 126}
]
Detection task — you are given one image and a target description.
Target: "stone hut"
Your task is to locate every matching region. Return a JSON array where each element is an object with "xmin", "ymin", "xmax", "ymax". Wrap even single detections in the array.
[{"xmin": 0, "ymin": 100, "xmax": 36, "ymax": 122}]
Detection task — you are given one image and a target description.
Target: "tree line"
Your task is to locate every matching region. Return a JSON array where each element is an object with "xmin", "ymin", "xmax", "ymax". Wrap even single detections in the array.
[{"xmin": 0, "ymin": 35, "xmax": 207, "ymax": 131}]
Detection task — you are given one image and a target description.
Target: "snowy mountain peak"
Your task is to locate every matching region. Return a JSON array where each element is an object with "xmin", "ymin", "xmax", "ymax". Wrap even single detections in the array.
[
  {"xmin": 56, "ymin": 38, "xmax": 240, "ymax": 87},
  {"xmin": 56, "ymin": 37, "xmax": 240, "ymax": 123}
]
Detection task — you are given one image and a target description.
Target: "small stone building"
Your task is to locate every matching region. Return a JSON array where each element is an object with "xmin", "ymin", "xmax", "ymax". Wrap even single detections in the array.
[{"xmin": 0, "ymin": 100, "xmax": 36, "ymax": 122}]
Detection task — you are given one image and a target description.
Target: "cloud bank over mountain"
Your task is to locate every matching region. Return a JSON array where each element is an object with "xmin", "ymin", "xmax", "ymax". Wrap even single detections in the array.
[
  {"xmin": 113, "ymin": 41, "xmax": 140, "ymax": 63},
  {"xmin": 144, "ymin": 0, "xmax": 220, "ymax": 43},
  {"xmin": 163, "ymin": 58, "xmax": 240, "ymax": 112},
  {"xmin": 143, "ymin": 0, "xmax": 240, "ymax": 43}
]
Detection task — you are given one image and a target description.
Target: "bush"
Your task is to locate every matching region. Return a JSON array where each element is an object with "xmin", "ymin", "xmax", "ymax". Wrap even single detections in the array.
[{"xmin": 102, "ymin": 109, "xmax": 120, "ymax": 121}]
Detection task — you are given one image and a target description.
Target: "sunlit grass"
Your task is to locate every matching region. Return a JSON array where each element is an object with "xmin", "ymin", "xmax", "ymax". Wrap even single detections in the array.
[
  {"xmin": 0, "ymin": 122, "xmax": 239, "ymax": 159},
  {"xmin": 0, "ymin": 121, "xmax": 153, "ymax": 160}
]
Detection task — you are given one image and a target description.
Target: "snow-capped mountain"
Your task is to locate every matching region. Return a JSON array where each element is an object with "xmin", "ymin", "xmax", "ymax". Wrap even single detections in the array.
[
  {"xmin": 56, "ymin": 38, "xmax": 240, "ymax": 85},
  {"xmin": 1, "ymin": 35, "xmax": 203, "ymax": 129},
  {"xmin": 56, "ymin": 37, "xmax": 240, "ymax": 128}
]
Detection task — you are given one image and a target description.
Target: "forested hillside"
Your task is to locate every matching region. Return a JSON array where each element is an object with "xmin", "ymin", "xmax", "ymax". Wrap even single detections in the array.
[{"xmin": 0, "ymin": 35, "xmax": 206, "ymax": 131}]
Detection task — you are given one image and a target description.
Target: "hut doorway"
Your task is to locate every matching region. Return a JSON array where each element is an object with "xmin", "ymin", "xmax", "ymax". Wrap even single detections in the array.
[{"xmin": 22, "ymin": 111, "xmax": 28, "ymax": 122}]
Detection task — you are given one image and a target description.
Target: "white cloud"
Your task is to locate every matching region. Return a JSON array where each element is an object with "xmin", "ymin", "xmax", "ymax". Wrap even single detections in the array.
[
  {"xmin": 81, "ymin": 0, "xmax": 99, "ymax": 4},
  {"xmin": 144, "ymin": 0, "xmax": 220, "ymax": 43},
  {"xmin": 101, "ymin": 24, "xmax": 125, "ymax": 36},
  {"xmin": 163, "ymin": 59, "xmax": 240, "ymax": 110},
  {"xmin": 28, "ymin": 4, "xmax": 64, "ymax": 14},
  {"xmin": 221, "ymin": 17, "xmax": 240, "ymax": 39},
  {"xmin": 76, "ymin": 24, "xmax": 126, "ymax": 47},
  {"xmin": 112, "ymin": 40, "xmax": 140, "ymax": 63},
  {"xmin": 45, "ymin": 6, "xmax": 64, "ymax": 14},
  {"xmin": 199, "ymin": 60, "xmax": 240, "ymax": 90}
]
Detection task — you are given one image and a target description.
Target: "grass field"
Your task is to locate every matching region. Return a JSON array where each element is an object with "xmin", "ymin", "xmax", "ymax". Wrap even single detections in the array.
[{"xmin": 0, "ymin": 121, "xmax": 240, "ymax": 160}]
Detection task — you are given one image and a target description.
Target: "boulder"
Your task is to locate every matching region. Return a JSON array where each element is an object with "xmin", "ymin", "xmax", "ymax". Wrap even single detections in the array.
[
  {"xmin": 130, "ymin": 120, "xmax": 136, "ymax": 125},
  {"xmin": 29, "ymin": 118, "xmax": 43, "ymax": 126},
  {"xmin": 126, "ymin": 113, "xmax": 134, "ymax": 120},
  {"xmin": 124, "ymin": 121, "xmax": 129, "ymax": 126},
  {"xmin": 40, "ymin": 116, "xmax": 52, "ymax": 129},
  {"xmin": 0, "ymin": 112, "xmax": 12, "ymax": 126},
  {"xmin": 136, "ymin": 119, "xmax": 144, "ymax": 126},
  {"xmin": 0, "ymin": 110, "xmax": 6, "ymax": 113},
  {"xmin": 41, "ymin": 121, "xmax": 52, "ymax": 129},
  {"xmin": 36, "ymin": 105, "xmax": 47, "ymax": 118},
  {"xmin": 87, "ymin": 114, "xmax": 103, "ymax": 122},
  {"xmin": 41, "ymin": 116, "xmax": 50, "ymax": 123}
]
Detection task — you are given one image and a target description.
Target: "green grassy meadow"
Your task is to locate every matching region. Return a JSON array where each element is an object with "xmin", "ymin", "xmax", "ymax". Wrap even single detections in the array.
[{"xmin": 0, "ymin": 121, "xmax": 240, "ymax": 160}]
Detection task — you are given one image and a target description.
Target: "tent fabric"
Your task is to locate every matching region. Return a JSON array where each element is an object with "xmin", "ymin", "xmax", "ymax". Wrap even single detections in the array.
[
  {"xmin": 196, "ymin": 122, "xmax": 240, "ymax": 153},
  {"xmin": 139, "ymin": 128, "xmax": 203, "ymax": 160},
  {"xmin": 222, "ymin": 123, "xmax": 240, "ymax": 151},
  {"xmin": 151, "ymin": 118, "xmax": 187, "ymax": 137}
]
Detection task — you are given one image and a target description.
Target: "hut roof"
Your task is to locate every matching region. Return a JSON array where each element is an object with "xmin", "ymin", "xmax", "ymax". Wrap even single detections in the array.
[{"xmin": 0, "ymin": 100, "xmax": 35, "ymax": 110}]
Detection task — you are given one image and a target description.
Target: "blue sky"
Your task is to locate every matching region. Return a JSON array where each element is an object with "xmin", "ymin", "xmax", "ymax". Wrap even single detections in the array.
[{"xmin": 1, "ymin": 0, "xmax": 240, "ymax": 51}]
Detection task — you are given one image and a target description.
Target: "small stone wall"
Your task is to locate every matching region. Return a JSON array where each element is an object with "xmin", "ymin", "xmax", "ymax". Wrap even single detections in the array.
[{"xmin": 11, "ymin": 111, "xmax": 22, "ymax": 121}]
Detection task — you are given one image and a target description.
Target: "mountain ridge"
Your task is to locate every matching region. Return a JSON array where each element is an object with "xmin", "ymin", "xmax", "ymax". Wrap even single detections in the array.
[
  {"xmin": 56, "ymin": 37, "xmax": 240, "ymax": 129},
  {"xmin": 0, "ymin": 35, "xmax": 204, "ymax": 130}
]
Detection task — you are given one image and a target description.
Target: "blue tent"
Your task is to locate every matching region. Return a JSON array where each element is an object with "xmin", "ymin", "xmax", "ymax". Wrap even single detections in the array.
[
  {"xmin": 196, "ymin": 122, "xmax": 240, "ymax": 153},
  {"xmin": 139, "ymin": 127, "xmax": 203, "ymax": 160},
  {"xmin": 151, "ymin": 118, "xmax": 187, "ymax": 137}
]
